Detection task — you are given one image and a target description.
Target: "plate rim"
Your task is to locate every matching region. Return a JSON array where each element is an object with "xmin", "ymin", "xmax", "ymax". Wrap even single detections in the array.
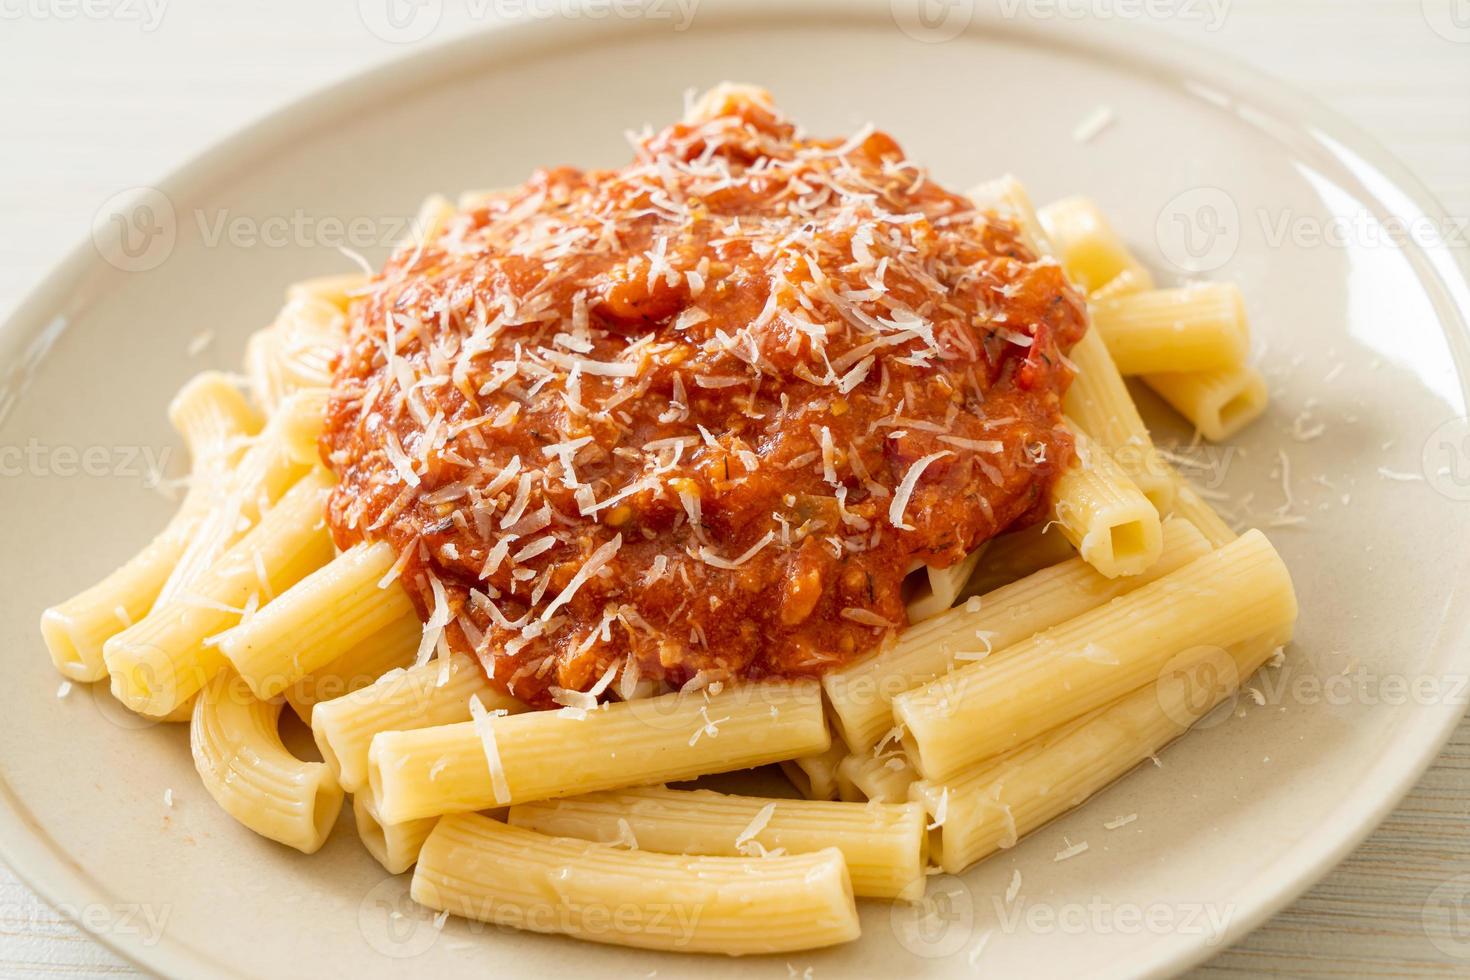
[{"xmin": 3, "ymin": 4, "xmax": 1469, "ymax": 978}]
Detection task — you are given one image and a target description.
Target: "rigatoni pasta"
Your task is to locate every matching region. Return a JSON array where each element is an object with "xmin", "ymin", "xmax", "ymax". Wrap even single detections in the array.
[
  {"xmin": 352, "ymin": 792, "xmax": 437, "ymax": 875},
  {"xmin": 219, "ymin": 540, "xmax": 419, "ymax": 700},
  {"xmin": 40, "ymin": 373, "xmax": 259, "ymax": 682},
  {"xmin": 1038, "ymin": 195, "xmax": 1156, "ymax": 295},
  {"xmin": 412, "ymin": 813, "xmax": 861, "ymax": 955},
  {"xmin": 190, "ymin": 671, "xmax": 343, "ymax": 854},
  {"xmin": 508, "ymin": 785, "xmax": 927, "ymax": 900},
  {"xmin": 1145, "ymin": 364, "xmax": 1271, "ymax": 442},
  {"xmin": 959, "ymin": 521, "xmax": 1077, "ymax": 597},
  {"xmin": 154, "ymin": 388, "xmax": 323, "ymax": 604},
  {"xmin": 823, "ymin": 517, "xmax": 1210, "ymax": 752},
  {"xmin": 905, "ymin": 545, "xmax": 988, "ymax": 623},
  {"xmin": 40, "ymin": 88, "xmax": 1299, "ymax": 959},
  {"xmin": 1091, "ymin": 283, "xmax": 1249, "ymax": 375},
  {"xmin": 836, "ymin": 751, "xmax": 918, "ymax": 805},
  {"xmin": 312, "ymin": 651, "xmax": 523, "ymax": 793},
  {"xmin": 968, "ymin": 175, "xmax": 1054, "ymax": 258},
  {"xmin": 1167, "ymin": 466, "xmax": 1238, "ymax": 547},
  {"xmin": 894, "ymin": 530, "xmax": 1297, "ymax": 781},
  {"xmin": 913, "ymin": 627, "xmax": 1291, "ymax": 873},
  {"xmin": 780, "ymin": 732, "xmax": 848, "ymax": 801},
  {"xmin": 102, "ymin": 469, "xmax": 337, "ymax": 718},
  {"xmin": 245, "ymin": 295, "xmax": 346, "ymax": 414},
  {"xmin": 1063, "ymin": 327, "xmax": 1175, "ymax": 512},
  {"xmin": 281, "ymin": 611, "xmax": 421, "ymax": 723},
  {"xmin": 368, "ymin": 680, "xmax": 829, "ymax": 823},
  {"xmin": 1049, "ymin": 420, "xmax": 1163, "ymax": 578}
]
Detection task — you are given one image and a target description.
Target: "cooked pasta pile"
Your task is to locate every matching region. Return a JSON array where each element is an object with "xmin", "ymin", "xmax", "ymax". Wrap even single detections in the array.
[{"xmin": 41, "ymin": 85, "xmax": 1292, "ymax": 957}]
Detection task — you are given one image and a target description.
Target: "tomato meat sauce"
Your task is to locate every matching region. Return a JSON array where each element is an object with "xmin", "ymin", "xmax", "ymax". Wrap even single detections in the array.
[{"xmin": 320, "ymin": 85, "xmax": 1088, "ymax": 708}]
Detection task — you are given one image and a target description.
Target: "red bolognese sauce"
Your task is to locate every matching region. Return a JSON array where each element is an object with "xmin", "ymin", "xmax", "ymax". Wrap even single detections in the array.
[{"xmin": 320, "ymin": 85, "xmax": 1088, "ymax": 707}]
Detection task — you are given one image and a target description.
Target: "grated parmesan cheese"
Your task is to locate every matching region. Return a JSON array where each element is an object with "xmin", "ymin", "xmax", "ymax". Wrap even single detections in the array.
[
  {"xmin": 468, "ymin": 694, "xmax": 512, "ymax": 805},
  {"xmin": 888, "ymin": 451, "xmax": 953, "ymax": 530}
]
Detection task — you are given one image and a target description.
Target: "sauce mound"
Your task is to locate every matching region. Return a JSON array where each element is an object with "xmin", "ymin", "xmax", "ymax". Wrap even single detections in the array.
[{"xmin": 321, "ymin": 85, "xmax": 1088, "ymax": 707}]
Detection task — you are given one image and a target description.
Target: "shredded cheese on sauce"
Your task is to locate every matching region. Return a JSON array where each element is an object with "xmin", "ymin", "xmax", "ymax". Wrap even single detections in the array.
[
  {"xmin": 888, "ymin": 451, "xmax": 953, "ymax": 530},
  {"xmin": 319, "ymin": 86, "xmax": 1085, "ymax": 707}
]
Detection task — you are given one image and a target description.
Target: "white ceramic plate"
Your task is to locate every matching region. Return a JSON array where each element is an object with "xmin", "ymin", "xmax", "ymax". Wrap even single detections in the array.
[{"xmin": 4, "ymin": 3, "xmax": 1470, "ymax": 977}]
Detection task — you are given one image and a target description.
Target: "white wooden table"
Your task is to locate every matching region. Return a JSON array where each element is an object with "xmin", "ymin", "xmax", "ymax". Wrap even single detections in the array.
[{"xmin": 2, "ymin": 2, "xmax": 1468, "ymax": 975}]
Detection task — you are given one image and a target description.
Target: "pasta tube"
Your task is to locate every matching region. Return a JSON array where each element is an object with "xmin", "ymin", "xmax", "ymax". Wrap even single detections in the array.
[
  {"xmin": 509, "ymin": 785, "xmax": 927, "ymax": 901},
  {"xmin": 906, "ymin": 546, "xmax": 988, "ymax": 623},
  {"xmin": 157, "ymin": 389, "xmax": 324, "ymax": 602},
  {"xmin": 913, "ymin": 627, "xmax": 1291, "ymax": 873},
  {"xmin": 40, "ymin": 373, "xmax": 259, "ymax": 681},
  {"xmin": 1167, "ymin": 467, "xmax": 1237, "ymax": 547},
  {"xmin": 836, "ymin": 751, "xmax": 918, "ymax": 805},
  {"xmin": 245, "ymin": 296, "xmax": 345, "ymax": 414},
  {"xmin": 281, "ymin": 611, "xmax": 421, "ymax": 724},
  {"xmin": 407, "ymin": 194, "xmax": 454, "ymax": 248},
  {"xmin": 824, "ymin": 518, "xmax": 1209, "ymax": 751},
  {"xmin": 1064, "ymin": 328, "xmax": 1174, "ymax": 512},
  {"xmin": 1091, "ymin": 283, "xmax": 1249, "ymax": 375},
  {"xmin": 353, "ymin": 792, "xmax": 436, "ymax": 875},
  {"xmin": 1050, "ymin": 420, "xmax": 1163, "ymax": 578},
  {"xmin": 103, "ymin": 470, "xmax": 336, "ymax": 718},
  {"xmin": 368, "ymin": 680, "xmax": 829, "ymax": 823},
  {"xmin": 779, "ymin": 732, "xmax": 848, "ymax": 801},
  {"xmin": 1038, "ymin": 196, "xmax": 1156, "ymax": 295},
  {"xmin": 960, "ymin": 522, "xmax": 1077, "ymax": 598},
  {"xmin": 220, "ymin": 541, "xmax": 419, "ymax": 700},
  {"xmin": 894, "ymin": 529, "xmax": 1297, "ymax": 781},
  {"xmin": 411, "ymin": 813, "xmax": 861, "ymax": 955},
  {"xmin": 968, "ymin": 175, "xmax": 1054, "ymax": 257},
  {"xmin": 1088, "ymin": 265, "xmax": 1154, "ymax": 301},
  {"xmin": 190, "ymin": 671, "xmax": 343, "ymax": 854},
  {"xmin": 1144, "ymin": 365, "xmax": 1270, "ymax": 442},
  {"xmin": 285, "ymin": 272, "xmax": 368, "ymax": 312},
  {"xmin": 312, "ymin": 652, "xmax": 523, "ymax": 793}
]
